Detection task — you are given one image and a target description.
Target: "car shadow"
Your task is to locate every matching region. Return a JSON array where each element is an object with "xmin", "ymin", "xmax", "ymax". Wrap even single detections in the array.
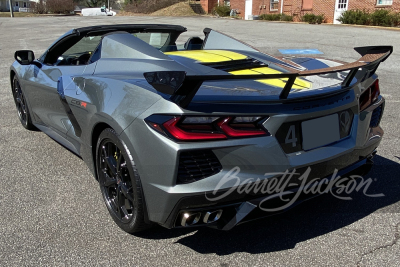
[{"xmin": 137, "ymin": 155, "xmax": 400, "ymax": 255}]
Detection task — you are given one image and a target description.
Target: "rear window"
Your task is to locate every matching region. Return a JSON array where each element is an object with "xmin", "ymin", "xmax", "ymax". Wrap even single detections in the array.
[{"xmin": 133, "ymin": 32, "xmax": 170, "ymax": 49}]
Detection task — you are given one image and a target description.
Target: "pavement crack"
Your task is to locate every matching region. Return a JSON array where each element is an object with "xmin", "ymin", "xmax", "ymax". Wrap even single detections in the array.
[{"xmin": 356, "ymin": 222, "xmax": 400, "ymax": 267}]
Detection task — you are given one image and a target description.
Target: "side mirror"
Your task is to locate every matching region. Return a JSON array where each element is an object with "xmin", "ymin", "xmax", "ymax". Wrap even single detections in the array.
[{"xmin": 14, "ymin": 50, "xmax": 35, "ymax": 65}]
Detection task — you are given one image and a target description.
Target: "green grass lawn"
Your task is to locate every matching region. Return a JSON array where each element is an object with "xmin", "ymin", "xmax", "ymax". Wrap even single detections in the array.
[{"xmin": 0, "ymin": 12, "xmax": 38, "ymax": 17}]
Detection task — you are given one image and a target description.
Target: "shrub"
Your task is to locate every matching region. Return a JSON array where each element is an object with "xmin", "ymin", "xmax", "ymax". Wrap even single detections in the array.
[
  {"xmin": 32, "ymin": 0, "xmax": 47, "ymax": 14},
  {"xmin": 281, "ymin": 14, "xmax": 293, "ymax": 21},
  {"xmin": 124, "ymin": 0, "xmax": 183, "ymax": 14},
  {"xmin": 370, "ymin": 9, "xmax": 400, "ymax": 27},
  {"xmin": 259, "ymin": 13, "xmax": 293, "ymax": 21},
  {"xmin": 338, "ymin": 9, "xmax": 370, "ymax": 25},
  {"xmin": 390, "ymin": 13, "xmax": 400, "ymax": 26},
  {"xmin": 31, "ymin": 0, "xmax": 75, "ymax": 14},
  {"xmin": 302, "ymin": 13, "xmax": 325, "ymax": 24},
  {"xmin": 338, "ymin": 9, "xmax": 400, "ymax": 27},
  {"xmin": 213, "ymin": 5, "xmax": 230, "ymax": 17},
  {"xmin": 46, "ymin": 0, "xmax": 75, "ymax": 14},
  {"xmin": 260, "ymin": 13, "xmax": 279, "ymax": 20},
  {"xmin": 370, "ymin": 9, "xmax": 391, "ymax": 26}
]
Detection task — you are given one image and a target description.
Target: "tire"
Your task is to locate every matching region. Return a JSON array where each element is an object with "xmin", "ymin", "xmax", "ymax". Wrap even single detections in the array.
[
  {"xmin": 12, "ymin": 76, "xmax": 35, "ymax": 130},
  {"xmin": 96, "ymin": 128, "xmax": 151, "ymax": 233}
]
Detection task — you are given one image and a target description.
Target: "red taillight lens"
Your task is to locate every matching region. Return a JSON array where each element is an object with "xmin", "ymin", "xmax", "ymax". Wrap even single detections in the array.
[
  {"xmin": 147, "ymin": 116, "xmax": 269, "ymax": 141},
  {"xmin": 359, "ymin": 88, "xmax": 371, "ymax": 111},
  {"xmin": 218, "ymin": 117, "xmax": 266, "ymax": 137},
  {"xmin": 163, "ymin": 117, "xmax": 227, "ymax": 141},
  {"xmin": 360, "ymin": 79, "xmax": 380, "ymax": 111},
  {"xmin": 371, "ymin": 79, "xmax": 380, "ymax": 103}
]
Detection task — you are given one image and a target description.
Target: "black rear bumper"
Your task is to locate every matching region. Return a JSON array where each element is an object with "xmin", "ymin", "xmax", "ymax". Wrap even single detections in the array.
[{"xmin": 161, "ymin": 144, "xmax": 378, "ymax": 230}]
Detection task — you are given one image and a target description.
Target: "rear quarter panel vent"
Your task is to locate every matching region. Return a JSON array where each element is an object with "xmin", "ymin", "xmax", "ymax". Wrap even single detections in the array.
[{"xmin": 177, "ymin": 150, "xmax": 222, "ymax": 184}]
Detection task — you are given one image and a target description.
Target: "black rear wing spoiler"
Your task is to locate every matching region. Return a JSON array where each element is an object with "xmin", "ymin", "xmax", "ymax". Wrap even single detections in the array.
[{"xmin": 144, "ymin": 46, "xmax": 392, "ymax": 108}]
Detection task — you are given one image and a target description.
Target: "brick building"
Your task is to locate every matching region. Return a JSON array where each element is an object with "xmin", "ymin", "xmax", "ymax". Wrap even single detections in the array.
[{"xmin": 201, "ymin": 0, "xmax": 400, "ymax": 23}]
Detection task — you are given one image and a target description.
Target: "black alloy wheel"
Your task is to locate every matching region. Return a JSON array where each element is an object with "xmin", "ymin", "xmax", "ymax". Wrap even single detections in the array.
[
  {"xmin": 12, "ymin": 77, "xmax": 35, "ymax": 130},
  {"xmin": 96, "ymin": 128, "xmax": 150, "ymax": 233}
]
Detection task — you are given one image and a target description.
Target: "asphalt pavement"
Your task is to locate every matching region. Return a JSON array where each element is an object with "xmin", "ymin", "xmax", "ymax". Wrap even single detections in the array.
[{"xmin": 0, "ymin": 16, "xmax": 399, "ymax": 266}]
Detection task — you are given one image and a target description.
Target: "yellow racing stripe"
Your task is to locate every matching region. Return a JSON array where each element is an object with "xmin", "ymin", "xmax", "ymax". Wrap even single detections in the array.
[
  {"xmin": 165, "ymin": 50, "xmax": 311, "ymax": 89},
  {"xmin": 205, "ymin": 50, "xmax": 248, "ymax": 60},
  {"xmin": 250, "ymin": 67, "xmax": 311, "ymax": 89},
  {"xmin": 165, "ymin": 50, "xmax": 247, "ymax": 62},
  {"xmin": 230, "ymin": 68, "xmax": 311, "ymax": 89}
]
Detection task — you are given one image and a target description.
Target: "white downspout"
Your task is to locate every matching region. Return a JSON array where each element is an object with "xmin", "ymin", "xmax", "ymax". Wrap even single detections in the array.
[{"xmin": 280, "ymin": 0, "xmax": 284, "ymax": 14}]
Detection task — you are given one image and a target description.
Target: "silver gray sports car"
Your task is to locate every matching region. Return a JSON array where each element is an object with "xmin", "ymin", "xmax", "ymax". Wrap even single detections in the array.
[{"xmin": 10, "ymin": 24, "xmax": 392, "ymax": 233}]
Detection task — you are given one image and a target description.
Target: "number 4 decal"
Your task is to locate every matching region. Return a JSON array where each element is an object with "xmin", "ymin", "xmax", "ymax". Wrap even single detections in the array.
[{"xmin": 285, "ymin": 125, "xmax": 298, "ymax": 147}]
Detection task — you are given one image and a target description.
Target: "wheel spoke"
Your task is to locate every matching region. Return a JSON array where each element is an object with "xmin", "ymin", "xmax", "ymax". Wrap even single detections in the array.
[
  {"xmin": 117, "ymin": 185, "xmax": 126, "ymax": 209},
  {"xmin": 20, "ymin": 95, "xmax": 27, "ymax": 113},
  {"xmin": 120, "ymin": 205, "xmax": 131, "ymax": 220},
  {"xmin": 103, "ymin": 172, "xmax": 117, "ymax": 187},
  {"xmin": 110, "ymin": 198, "xmax": 120, "ymax": 216},
  {"xmin": 15, "ymin": 97, "xmax": 23, "ymax": 105},
  {"xmin": 120, "ymin": 183, "xmax": 134, "ymax": 202},
  {"xmin": 102, "ymin": 146, "xmax": 117, "ymax": 176},
  {"xmin": 116, "ymin": 150, "xmax": 122, "ymax": 173},
  {"xmin": 120, "ymin": 161, "xmax": 127, "ymax": 169}
]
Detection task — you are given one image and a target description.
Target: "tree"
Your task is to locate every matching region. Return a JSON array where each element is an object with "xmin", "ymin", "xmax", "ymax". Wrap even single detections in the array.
[
  {"xmin": 46, "ymin": 0, "xmax": 75, "ymax": 14},
  {"xmin": 32, "ymin": 0, "xmax": 47, "ymax": 14},
  {"xmin": 74, "ymin": 0, "xmax": 117, "ymax": 8},
  {"xmin": 85, "ymin": 0, "xmax": 106, "ymax": 7}
]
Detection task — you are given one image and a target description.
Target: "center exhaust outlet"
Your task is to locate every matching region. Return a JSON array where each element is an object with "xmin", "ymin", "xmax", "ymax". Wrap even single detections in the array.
[{"xmin": 181, "ymin": 212, "xmax": 201, "ymax": 226}]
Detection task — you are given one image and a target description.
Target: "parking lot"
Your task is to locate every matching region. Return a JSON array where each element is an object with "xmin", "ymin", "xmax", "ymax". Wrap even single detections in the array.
[{"xmin": 0, "ymin": 16, "xmax": 399, "ymax": 266}]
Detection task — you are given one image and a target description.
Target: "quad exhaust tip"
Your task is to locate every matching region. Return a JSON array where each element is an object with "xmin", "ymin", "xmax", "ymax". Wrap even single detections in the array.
[
  {"xmin": 203, "ymin": 210, "xmax": 223, "ymax": 224},
  {"xmin": 181, "ymin": 212, "xmax": 201, "ymax": 227},
  {"xmin": 180, "ymin": 210, "xmax": 223, "ymax": 227}
]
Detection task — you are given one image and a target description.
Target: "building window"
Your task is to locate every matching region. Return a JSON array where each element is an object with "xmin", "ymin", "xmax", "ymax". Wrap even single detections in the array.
[
  {"xmin": 270, "ymin": 0, "xmax": 279, "ymax": 11},
  {"xmin": 24, "ymin": 2, "xmax": 27, "ymax": 8},
  {"xmin": 15, "ymin": 2, "xmax": 19, "ymax": 7},
  {"xmin": 377, "ymin": 0, "xmax": 393, "ymax": 5},
  {"xmin": 337, "ymin": 0, "xmax": 348, "ymax": 9}
]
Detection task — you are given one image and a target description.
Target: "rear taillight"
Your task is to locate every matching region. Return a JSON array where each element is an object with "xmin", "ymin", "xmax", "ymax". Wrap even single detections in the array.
[
  {"xmin": 360, "ymin": 79, "xmax": 380, "ymax": 111},
  {"xmin": 145, "ymin": 115, "xmax": 269, "ymax": 141},
  {"xmin": 218, "ymin": 117, "xmax": 266, "ymax": 137},
  {"xmin": 163, "ymin": 117, "xmax": 227, "ymax": 141}
]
